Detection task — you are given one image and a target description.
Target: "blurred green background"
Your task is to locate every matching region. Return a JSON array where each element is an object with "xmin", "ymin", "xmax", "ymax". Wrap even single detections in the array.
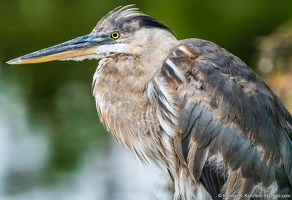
[{"xmin": 1, "ymin": 0, "xmax": 292, "ymax": 199}]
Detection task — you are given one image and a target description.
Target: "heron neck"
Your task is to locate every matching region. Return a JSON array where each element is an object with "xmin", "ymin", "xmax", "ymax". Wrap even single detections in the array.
[
  {"xmin": 92, "ymin": 31, "xmax": 178, "ymax": 148},
  {"xmin": 92, "ymin": 56, "xmax": 157, "ymax": 144}
]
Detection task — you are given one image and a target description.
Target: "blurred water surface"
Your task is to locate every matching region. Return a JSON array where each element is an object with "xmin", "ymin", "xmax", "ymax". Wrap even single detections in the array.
[{"xmin": 1, "ymin": 0, "xmax": 292, "ymax": 200}]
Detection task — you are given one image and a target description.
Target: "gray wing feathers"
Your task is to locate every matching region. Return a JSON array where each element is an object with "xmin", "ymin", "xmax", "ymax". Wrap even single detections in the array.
[
  {"xmin": 280, "ymin": 132, "xmax": 292, "ymax": 186},
  {"xmin": 151, "ymin": 38, "xmax": 292, "ymax": 197}
]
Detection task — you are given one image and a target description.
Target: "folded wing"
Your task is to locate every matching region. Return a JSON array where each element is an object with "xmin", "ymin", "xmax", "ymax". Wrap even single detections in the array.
[{"xmin": 148, "ymin": 38, "xmax": 292, "ymax": 198}]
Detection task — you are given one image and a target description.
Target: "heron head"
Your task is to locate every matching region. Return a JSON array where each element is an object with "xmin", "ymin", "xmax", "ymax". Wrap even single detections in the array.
[{"xmin": 7, "ymin": 5, "xmax": 175, "ymax": 65}]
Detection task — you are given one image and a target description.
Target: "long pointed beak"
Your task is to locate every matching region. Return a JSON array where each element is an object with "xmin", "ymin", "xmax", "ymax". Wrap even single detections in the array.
[{"xmin": 7, "ymin": 34, "xmax": 110, "ymax": 65}]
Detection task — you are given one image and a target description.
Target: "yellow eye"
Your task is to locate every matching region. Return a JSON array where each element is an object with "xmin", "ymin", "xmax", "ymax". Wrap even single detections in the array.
[{"xmin": 111, "ymin": 32, "xmax": 120, "ymax": 39}]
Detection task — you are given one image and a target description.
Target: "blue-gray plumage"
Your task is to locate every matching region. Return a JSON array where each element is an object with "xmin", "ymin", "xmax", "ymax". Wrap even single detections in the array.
[
  {"xmin": 152, "ymin": 38, "xmax": 292, "ymax": 198},
  {"xmin": 7, "ymin": 5, "xmax": 292, "ymax": 200}
]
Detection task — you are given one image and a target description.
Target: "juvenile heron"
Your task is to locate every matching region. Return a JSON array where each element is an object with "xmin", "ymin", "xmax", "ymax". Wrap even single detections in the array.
[{"xmin": 7, "ymin": 5, "xmax": 292, "ymax": 200}]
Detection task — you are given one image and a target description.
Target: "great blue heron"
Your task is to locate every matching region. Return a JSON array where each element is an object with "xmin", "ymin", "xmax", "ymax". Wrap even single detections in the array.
[{"xmin": 7, "ymin": 5, "xmax": 292, "ymax": 200}]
